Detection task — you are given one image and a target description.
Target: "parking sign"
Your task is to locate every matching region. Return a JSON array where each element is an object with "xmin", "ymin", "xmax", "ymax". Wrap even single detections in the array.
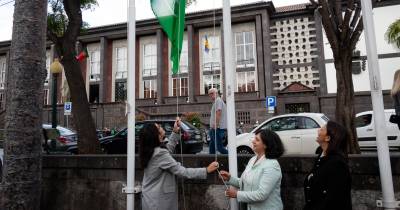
[
  {"xmin": 64, "ymin": 102, "xmax": 72, "ymax": 115},
  {"xmin": 266, "ymin": 96, "xmax": 276, "ymax": 107}
]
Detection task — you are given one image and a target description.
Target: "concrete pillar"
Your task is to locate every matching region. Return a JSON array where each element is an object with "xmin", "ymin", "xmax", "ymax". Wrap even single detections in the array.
[
  {"xmin": 156, "ymin": 29, "xmax": 164, "ymax": 104},
  {"xmin": 255, "ymin": 15, "xmax": 266, "ymax": 98},
  {"xmin": 99, "ymin": 37, "xmax": 109, "ymax": 103},
  {"xmin": 187, "ymin": 24, "xmax": 195, "ymax": 103},
  {"xmin": 261, "ymin": 10, "xmax": 274, "ymax": 96}
]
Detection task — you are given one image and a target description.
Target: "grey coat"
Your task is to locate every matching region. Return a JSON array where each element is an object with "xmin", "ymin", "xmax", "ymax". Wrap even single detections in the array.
[
  {"xmin": 394, "ymin": 92, "xmax": 400, "ymax": 116},
  {"xmin": 141, "ymin": 132, "xmax": 207, "ymax": 210}
]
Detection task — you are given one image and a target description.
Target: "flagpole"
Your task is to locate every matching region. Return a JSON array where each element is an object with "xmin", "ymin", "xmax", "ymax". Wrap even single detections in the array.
[
  {"xmin": 222, "ymin": 0, "xmax": 239, "ymax": 209},
  {"xmin": 360, "ymin": 1, "xmax": 398, "ymax": 209},
  {"xmin": 125, "ymin": 0, "xmax": 136, "ymax": 210}
]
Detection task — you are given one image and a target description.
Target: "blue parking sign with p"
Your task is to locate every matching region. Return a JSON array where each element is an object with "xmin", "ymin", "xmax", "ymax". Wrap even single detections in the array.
[{"xmin": 266, "ymin": 96, "xmax": 276, "ymax": 107}]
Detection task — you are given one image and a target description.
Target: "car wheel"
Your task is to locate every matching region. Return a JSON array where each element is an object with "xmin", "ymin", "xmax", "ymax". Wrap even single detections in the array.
[{"xmin": 237, "ymin": 146, "xmax": 253, "ymax": 154}]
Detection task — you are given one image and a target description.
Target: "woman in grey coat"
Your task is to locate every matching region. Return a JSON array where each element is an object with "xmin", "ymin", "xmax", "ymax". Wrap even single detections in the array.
[
  {"xmin": 391, "ymin": 69, "xmax": 400, "ymax": 129},
  {"xmin": 140, "ymin": 119, "xmax": 219, "ymax": 210}
]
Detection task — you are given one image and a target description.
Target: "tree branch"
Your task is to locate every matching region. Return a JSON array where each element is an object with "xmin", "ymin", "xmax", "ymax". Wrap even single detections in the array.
[
  {"xmin": 350, "ymin": 16, "xmax": 363, "ymax": 50},
  {"xmin": 63, "ymin": 0, "xmax": 82, "ymax": 49},
  {"xmin": 318, "ymin": 0, "xmax": 339, "ymax": 53},
  {"xmin": 341, "ymin": 0, "xmax": 355, "ymax": 42},
  {"xmin": 350, "ymin": 4, "xmax": 361, "ymax": 29}
]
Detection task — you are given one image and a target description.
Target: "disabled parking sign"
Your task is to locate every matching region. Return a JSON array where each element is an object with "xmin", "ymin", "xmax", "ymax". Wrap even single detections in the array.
[{"xmin": 64, "ymin": 102, "xmax": 72, "ymax": 116}]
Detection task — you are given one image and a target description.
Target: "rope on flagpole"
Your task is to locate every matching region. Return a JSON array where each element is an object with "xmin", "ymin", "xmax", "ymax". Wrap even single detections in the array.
[{"xmin": 176, "ymin": 1, "xmax": 187, "ymax": 210}]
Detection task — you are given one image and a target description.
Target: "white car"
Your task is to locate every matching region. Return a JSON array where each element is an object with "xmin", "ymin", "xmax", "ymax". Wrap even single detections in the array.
[
  {"xmin": 235, "ymin": 113, "xmax": 329, "ymax": 154},
  {"xmin": 355, "ymin": 109, "xmax": 400, "ymax": 150}
]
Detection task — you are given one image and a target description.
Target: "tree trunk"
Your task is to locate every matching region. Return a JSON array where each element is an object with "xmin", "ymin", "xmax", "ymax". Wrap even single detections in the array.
[
  {"xmin": 60, "ymin": 42, "xmax": 102, "ymax": 154},
  {"xmin": 0, "ymin": 0, "xmax": 47, "ymax": 209},
  {"xmin": 47, "ymin": 0, "xmax": 102, "ymax": 154},
  {"xmin": 334, "ymin": 52, "xmax": 360, "ymax": 154}
]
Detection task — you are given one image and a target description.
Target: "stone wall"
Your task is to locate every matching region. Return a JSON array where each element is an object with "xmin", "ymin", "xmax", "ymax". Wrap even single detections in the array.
[{"xmin": 41, "ymin": 154, "xmax": 400, "ymax": 210}]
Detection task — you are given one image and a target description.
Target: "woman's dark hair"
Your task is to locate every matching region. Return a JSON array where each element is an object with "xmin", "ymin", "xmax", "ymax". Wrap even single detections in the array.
[
  {"xmin": 325, "ymin": 121, "xmax": 349, "ymax": 156},
  {"xmin": 255, "ymin": 129, "xmax": 285, "ymax": 159},
  {"xmin": 139, "ymin": 123, "xmax": 161, "ymax": 168}
]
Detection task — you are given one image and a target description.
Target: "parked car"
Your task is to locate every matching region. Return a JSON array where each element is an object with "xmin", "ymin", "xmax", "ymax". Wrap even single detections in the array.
[
  {"xmin": 42, "ymin": 124, "xmax": 77, "ymax": 153},
  {"xmin": 235, "ymin": 113, "xmax": 329, "ymax": 154},
  {"xmin": 68, "ymin": 120, "xmax": 204, "ymax": 154},
  {"xmin": 355, "ymin": 109, "xmax": 400, "ymax": 150}
]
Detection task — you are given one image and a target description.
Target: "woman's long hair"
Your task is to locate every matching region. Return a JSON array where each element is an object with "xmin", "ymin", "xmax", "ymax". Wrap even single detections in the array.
[
  {"xmin": 391, "ymin": 69, "xmax": 400, "ymax": 97},
  {"xmin": 139, "ymin": 123, "xmax": 161, "ymax": 168},
  {"xmin": 326, "ymin": 121, "xmax": 349, "ymax": 157},
  {"xmin": 255, "ymin": 129, "xmax": 285, "ymax": 159}
]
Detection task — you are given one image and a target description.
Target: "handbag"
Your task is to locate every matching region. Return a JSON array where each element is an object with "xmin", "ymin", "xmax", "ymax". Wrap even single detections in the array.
[{"xmin": 389, "ymin": 114, "xmax": 400, "ymax": 124}]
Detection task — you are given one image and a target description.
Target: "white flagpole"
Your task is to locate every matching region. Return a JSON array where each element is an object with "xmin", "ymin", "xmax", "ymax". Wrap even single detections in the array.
[
  {"xmin": 360, "ymin": 1, "xmax": 398, "ymax": 209},
  {"xmin": 125, "ymin": 0, "xmax": 136, "ymax": 210},
  {"xmin": 222, "ymin": 0, "xmax": 239, "ymax": 209}
]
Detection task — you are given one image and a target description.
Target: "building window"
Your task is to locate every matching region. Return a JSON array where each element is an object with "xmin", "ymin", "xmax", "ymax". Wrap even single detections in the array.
[
  {"xmin": 201, "ymin": 35, "xmax": 221, "ymax": 94},
  {"xmin": 237, "ymin": 111, "xmax": 251, "ymax": 125},
  {"xmin": 43, "ymin": 89, "xmax": 49, "ymax": 105},
  {"xmin": 0, "ymin": 92, "xmax": 4, "ymax": 110},
  {"xmin": 45, "ymin": 53, "xmax": 50, "ymax": 86},
  {"xmin": 202, "ymin": 35, "xmax": 221, "ymax": 72},
  {"xmin": 142, "ymin": 43, "xmax": 157, "ymax": 99},
  {"xmin": 235, "ymin": 31, "xmax": 255, "ymax": 68},
  {"xmin": 203, "ymin": 74, "xmax": 221, "ymax": 94},
  {"xmin": 285, "ymin": 103, "xmax": 310, "ymax": 113},
  {"xmin": 179, "ymin": 40, "xmax": 188, "ymax": 73},
  {"xmin": 143, "ymin": 44, "xmax": 157, "ymax": 77},
  {"xmin": 236, "ymin": 71, "xmax": 256, "ymax": 92},
  {"xmin": 0, "ymin": 61, "xmax": 6, "ymax": 89},
  {"xmin": 172, "ymin": 77, "xmax": 188, "ymax": 96},
  {"xmin": 89, "ymin": 50, "xmax": 100, "ymax": 81},
  {"xmin": 116, "ymin": 47, "xmax": 127, "ymax": 79},
  {"xmin": 115, "ymin": 81, "xmax": 127, "ymax": 102},
  {"xmin": 144, "ymin": 79, "xmax": 157, "ymax": 99}
]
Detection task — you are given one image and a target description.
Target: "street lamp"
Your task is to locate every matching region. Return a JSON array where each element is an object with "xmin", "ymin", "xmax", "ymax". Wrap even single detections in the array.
[{"xmin": 50, "ymin": 58, "xmax": 63, "ymax": 128}]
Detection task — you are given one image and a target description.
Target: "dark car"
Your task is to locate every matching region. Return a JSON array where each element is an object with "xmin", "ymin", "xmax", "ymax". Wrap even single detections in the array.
[{"xmin": 99, "ymin": 120, "xmax": 204, "ymax": 154}]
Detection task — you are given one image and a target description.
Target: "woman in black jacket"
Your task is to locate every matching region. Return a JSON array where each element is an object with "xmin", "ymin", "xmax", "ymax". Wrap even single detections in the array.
[
  {"xmin": 303, "ymin": 121, "xmax": 352, "ymax": 210},
  {"xmin": 391, "ymin": 69, "xmax": 400, "ymax": 129}
]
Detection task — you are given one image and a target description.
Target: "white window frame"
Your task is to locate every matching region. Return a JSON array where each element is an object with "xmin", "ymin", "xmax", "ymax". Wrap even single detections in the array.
[
  {"xmin": 112, "ymin": 40, "xmax": 128, "ymax": 102},
  {"xmin": 234, "ymin": 31, "xmax": 255, "ymax": 68},
  {"xmin": 139, "ymin": 36, "xmax": 157, "ymax": 98},
  {"xmin": 143, "ymin": 79, "xmax": 157, "ymax": 99},
  {"xmin": 45, "ymin": 51, "xmax": 51, "ymax": 86},
  {"xmin": 85, "ymin": 43, "xmax": 101, "ymax": 97},
  {"xmin": 172, "ymin": 77, "xmax": 189, "ymax": 96},
  {"xmin": 199, "ymin": 28, "xmax": 222, "ymax": 95},
  {"xmin": 0, "ymin": 56, "xmax": 6, "ymax": 90},
  {"xmin": 43, "ymin": 89, "xmax": 49, "ymax": 105},
  {"xmin": 232, "ymin": 23, "xmax": 258, "ymax": 92},
  {"xmin": 168, "ymin": 34, "xmax": 189, "ymax": 96}
]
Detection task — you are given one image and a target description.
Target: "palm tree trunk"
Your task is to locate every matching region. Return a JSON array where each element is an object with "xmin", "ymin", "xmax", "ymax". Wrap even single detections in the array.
[
  {"xmin": 334, "ymin": 52, "xmax": 360, "ymax": 154},
  {"xmin": 0, "ymin": 0, "xmax": 47, "ymax": 208}
]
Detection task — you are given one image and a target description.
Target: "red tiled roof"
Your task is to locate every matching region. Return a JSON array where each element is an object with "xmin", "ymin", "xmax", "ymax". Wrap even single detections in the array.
[{"xmin": 275, "ymin": 3, "xmax": 311, "ymax": 13}]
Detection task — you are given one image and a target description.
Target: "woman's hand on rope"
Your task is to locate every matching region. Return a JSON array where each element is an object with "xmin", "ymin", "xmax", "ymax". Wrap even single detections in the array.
[
  {"xmin": 219, "ymin": 170, "xmax": 231, "ymax": 181},
  {"xmin": 225, "ymin": 187, "xmax": 237, "ymax": 198},
  {"xmin": 173, "ymin": 117, "xmax": 181, "ymax": 133},
  {"xmin": 206, "ymin": 161, "xmax": 219, "ymax": 173}
]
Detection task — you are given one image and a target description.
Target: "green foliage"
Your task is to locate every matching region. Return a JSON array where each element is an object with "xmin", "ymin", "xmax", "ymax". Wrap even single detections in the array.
[
  {"xmin": 47, "ymin": 0, "xmax": 98, "ymax": 37},
  {"xmin": 183, "ymin": 112, "xmax": 201, "ymax": 128},
  {"xmin": 386, "ymin": 19, "xmax": 400, "ymax": 49}
]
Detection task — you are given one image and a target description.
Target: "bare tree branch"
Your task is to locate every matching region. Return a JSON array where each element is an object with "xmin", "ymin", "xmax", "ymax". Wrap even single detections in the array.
[
  {"xmin": 341, "ymin": 0, "xmax": 355, "ymax": 42},
  {"xmin": 350, "ymin": 3, "xmax": 361, "ymax": 29},
  {"xmin": 63, "ymin": 0, "xmax": 82, "ymax": 46},
  {"xmin": 318, "ymin": 0, "xmax": 339, "ymax": 53},
  {"xmin": 350, "ymin": 16, "xmax": 363, "ymax": 50}
]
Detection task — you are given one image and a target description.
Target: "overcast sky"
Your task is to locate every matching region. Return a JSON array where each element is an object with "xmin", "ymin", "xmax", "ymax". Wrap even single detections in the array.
[{"xmin": 0, "ymin": 0, "xmax": 309, "ymax": 41}]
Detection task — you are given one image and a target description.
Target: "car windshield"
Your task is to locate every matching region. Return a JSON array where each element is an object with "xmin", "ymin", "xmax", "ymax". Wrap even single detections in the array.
[{"xmin": 181, "ymin": 121, "xmax": 195, "ymax": 130}]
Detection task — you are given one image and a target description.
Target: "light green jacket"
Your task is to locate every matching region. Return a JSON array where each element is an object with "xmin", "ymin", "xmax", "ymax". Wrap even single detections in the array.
[{"xmin": 228, "ymin": 156, "xmax": 283, "ymax": 210}]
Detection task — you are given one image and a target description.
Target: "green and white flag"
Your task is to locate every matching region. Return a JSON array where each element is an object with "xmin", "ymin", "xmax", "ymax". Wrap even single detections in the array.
[{"xmin": 150, "ymin": 0, "xmax": 186, "ymax": 75}]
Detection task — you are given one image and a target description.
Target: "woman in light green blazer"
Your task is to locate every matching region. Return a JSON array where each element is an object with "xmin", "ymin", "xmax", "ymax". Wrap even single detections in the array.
[{"xmin": 221, "ymin": 129, "xmax": 284, "ymax": 210}]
